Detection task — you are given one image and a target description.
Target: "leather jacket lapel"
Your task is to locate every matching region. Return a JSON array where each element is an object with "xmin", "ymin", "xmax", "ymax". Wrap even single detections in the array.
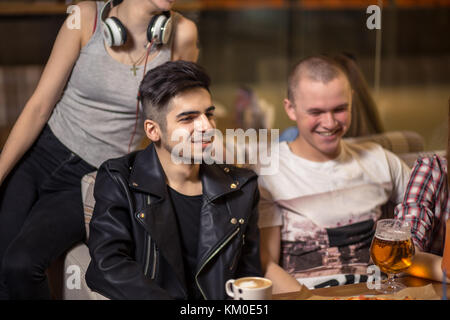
[
  {"xmin": 200, "ymin": 165, "xmax": 239, "ymax": 202},
  {"xmin": 128, "ymin": 144, "xmax": 166, "ymax": 198},
  {"xmin": 196, "ymin": 200, "xmax": 239, "ymax": 272},
  {"xmin": 195, "ymin": 165, "xmax": 250, "ymax": 273}
]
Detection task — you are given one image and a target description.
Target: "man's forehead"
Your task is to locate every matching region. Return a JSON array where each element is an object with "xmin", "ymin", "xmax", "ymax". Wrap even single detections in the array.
[
  {"xmin": 294, "ymin": 77, "xmax": 351, "ymax": 110},
  {"xmin": 168, "ymin": 88, "xmax": 212, "ymax": 111},
  {"xmin": 296, "ymin": 75, "xmax": 350, "ymax": 97},
  {"xmin": 298, "ymin": 72, "xmax": 349, "ymax": 87}
]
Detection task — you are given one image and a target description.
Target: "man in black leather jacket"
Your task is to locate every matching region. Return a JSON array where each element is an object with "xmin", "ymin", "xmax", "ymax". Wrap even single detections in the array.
[{"xmin": 85, "ymin": 61, "xmax": 262, "ymax": 300}]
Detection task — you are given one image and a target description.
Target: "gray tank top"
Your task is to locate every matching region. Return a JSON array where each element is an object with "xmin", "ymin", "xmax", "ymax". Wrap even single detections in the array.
[{"xmin": 48, "ymin": 1, "xmax": 177, "ymax": 168}]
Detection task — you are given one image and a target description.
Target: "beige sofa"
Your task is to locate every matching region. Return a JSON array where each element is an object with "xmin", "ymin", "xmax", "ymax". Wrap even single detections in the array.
[{"xmin": 50, "ymin": 130, "xmax": 445, "ymax": 299}]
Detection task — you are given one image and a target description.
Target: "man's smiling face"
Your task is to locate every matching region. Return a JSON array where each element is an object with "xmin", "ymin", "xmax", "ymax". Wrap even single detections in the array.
[
  {"xmin": 160, "ymin": 87, "xmax": 216, "ymax": 163},
  {"xmin": 288, "ymin": 73, "xmax": 352, "ymax": 161}
]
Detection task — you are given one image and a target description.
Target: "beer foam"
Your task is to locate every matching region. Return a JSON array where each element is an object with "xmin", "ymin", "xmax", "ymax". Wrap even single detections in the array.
[
  {"xmin": 238, "ymin": 280, "xmax": 259, "ymax": 288},
  {"xmin": 377, "ymin": 229, "xmax": 411, "ymax": 241}
]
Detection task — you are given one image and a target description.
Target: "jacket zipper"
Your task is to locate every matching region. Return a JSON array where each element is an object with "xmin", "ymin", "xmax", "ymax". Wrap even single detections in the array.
[
  {"xmin": 143, "ymin": 234, "xmax": 152, "ymax": 276},
  {"xmin": 142, "ymin": 195, "xmax": 157, "ymax": 279},
  {"xmin": 229, "ymin": 233, "xmax": 245, "ymax": 271},
  {"xmin": 143, "ymin": 234, "xmax": 158, "ymax": 280},
  {"xmin": 151, "ymin": 240, "xmax": 158, "ymax": 279},
  {"xmin": 195, "ymin": 227, "xmax": 240, "ymax": 300}
]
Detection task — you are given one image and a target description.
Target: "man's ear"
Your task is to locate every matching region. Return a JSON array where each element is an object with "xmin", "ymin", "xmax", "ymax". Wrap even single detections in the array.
[
  {"xmin": 284, "ymin": 98, "xmax": 298, "ymax": 122},
  {"xmin": 144, "ymin": 119, "xmax": 161, "ymax": 142}
]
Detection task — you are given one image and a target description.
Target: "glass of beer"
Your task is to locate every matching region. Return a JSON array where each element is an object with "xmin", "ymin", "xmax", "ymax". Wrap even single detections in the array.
[{"xmin": 370, "ymin": 219, "xmax": 415, "ymax": 294}]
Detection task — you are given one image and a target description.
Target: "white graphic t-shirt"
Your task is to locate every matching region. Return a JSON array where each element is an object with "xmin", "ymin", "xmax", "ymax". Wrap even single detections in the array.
[{"xmin": 257, "ymin": 141, "xmax": 411, "ymax": 289}]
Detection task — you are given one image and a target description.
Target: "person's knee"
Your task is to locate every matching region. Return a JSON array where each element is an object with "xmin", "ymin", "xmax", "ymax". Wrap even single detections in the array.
[{"xmin": 2, "ymin": 245, "xmax": 42, "ymax": 282}]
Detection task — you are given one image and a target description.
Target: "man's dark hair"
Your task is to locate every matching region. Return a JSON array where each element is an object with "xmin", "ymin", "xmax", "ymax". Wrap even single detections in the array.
[
  {"xmin": 287, "ymin": 55, "xmax": 349, "ymax": 103},
  {"xmin": 138, "ymin": 60, "xmax": 211, "ymax": 131}
]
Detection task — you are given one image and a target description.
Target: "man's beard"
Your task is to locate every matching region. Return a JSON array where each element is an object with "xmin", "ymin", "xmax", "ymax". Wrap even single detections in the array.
[{"xmin": 161, "ymin": 135, "xmax": 206, "ymax": 164}]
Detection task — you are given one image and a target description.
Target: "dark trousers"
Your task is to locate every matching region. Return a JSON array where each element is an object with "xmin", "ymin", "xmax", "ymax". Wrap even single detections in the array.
[{"xmin": 0, "ymin": 126, "xmax": 96, "ymax": 299}]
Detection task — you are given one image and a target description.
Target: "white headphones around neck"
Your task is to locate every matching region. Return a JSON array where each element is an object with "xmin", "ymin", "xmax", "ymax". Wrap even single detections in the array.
[{"xmin": 101, "ymin": 0, "xmax": 173, "ymax": 47}]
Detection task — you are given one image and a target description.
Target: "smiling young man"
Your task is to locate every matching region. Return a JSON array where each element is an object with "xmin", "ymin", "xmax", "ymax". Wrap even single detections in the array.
[
  {"xmin": 85, "ymin": 61, "xmax": 261, "ymax": 300},
  {"xmin": 257, "ymin": 55, "xmax": 411, "ymax": 293}
]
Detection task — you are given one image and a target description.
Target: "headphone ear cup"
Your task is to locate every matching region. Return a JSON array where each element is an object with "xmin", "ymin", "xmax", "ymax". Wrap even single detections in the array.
[
  {"xmin": 147, "ymin": 15, "xmax": 159, "ymax": 44},
  {"xmin": 103, "ymin": 16, "xmax": 127, "ymax": 47},
  {"xmin": 147, "ymin": 13, "xmax": 172, "ymax": 45},
  {"xmin": 160, "ymin": 16, "xmax": 173, "ymax": 45}
]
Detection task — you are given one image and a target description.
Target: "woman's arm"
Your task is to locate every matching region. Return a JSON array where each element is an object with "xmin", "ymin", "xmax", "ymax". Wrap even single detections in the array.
[
  {"xmin": 0, "ymin": 2, "xmax": 96, "ymax": 184},
  {"xmin": 171, "ymin": 14, "xmax": 199, "ymax": 62},
  {"xmin": 260, "ymin": 226, "xmax": 304, "ymax": 294},
  {"xmin": 405, "ymin": 249, "xmax": 450, "ymax": 283}
]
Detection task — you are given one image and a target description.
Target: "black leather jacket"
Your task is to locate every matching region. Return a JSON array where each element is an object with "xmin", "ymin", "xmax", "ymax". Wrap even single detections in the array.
[{"xmin": 85, "ymin": 144, "xmax": 262, "ymax": 300}]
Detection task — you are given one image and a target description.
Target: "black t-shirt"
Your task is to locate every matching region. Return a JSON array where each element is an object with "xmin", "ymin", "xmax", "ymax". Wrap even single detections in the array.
[{"xmin": 167, "ymin": 186, "xmax": 203, "ymax": 300}]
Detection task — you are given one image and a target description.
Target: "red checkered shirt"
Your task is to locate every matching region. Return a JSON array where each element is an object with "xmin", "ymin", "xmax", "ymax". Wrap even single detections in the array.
[{"xmin": 395, "ymin": 155, "xmax": 449, "ymax": 255}]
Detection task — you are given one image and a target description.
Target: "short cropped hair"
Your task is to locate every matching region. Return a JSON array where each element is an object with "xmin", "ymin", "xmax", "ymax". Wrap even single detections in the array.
[
  {"xmin": 287, "ymin": 55, "xmax": 349, "ymax": 103},
  {"xmin": 138, "ymin": 60, "xmax": 211, "ymax": 131}
]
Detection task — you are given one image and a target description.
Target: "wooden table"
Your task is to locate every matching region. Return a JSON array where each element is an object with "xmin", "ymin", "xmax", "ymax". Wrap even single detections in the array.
[{"xmin": 273, "ymin": 276, "xmax": 449, "ymax": 300}]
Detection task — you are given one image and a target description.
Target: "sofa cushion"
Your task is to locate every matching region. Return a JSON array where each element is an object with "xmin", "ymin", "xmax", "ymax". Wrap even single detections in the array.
[
  {"xmin": 398, "ymin": 149, "xmax": 446, "ymax": 168},
  {"xmin": 81, "ymin": 171, "xmax": 97, "ymax": 241},
  {"xmin": 61, "ymin": 172, "xmax": 110, "ymax": 300},
  {"xmin": 63, "ymin": 243, "xmax": 108, "ymax": 300},
  {"xmin": 345, "ymin": 130, "xmax": 425, "ymax": 154}
]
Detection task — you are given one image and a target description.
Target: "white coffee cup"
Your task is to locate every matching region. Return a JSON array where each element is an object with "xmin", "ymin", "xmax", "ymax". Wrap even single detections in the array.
[{"xmin": 225, "ymin": 276, "xmax": 272, "ymax": 300}]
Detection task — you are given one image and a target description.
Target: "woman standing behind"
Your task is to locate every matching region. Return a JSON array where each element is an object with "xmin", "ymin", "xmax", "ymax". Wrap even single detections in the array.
[{"xmin": 0, "ymin": 0, "xmax": 198, "ymax": 299}]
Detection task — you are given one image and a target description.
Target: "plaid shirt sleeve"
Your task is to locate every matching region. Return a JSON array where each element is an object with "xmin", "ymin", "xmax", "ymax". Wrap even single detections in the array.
[{"xmin": 394, "ymin": 156, "xmax": 447, "ymax": 251}]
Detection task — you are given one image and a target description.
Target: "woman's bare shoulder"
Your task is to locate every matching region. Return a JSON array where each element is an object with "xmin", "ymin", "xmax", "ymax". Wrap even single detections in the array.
[
  {"xmin": 172, "ymin": 12, "xmax": 198, "ymax": 61},
  {"xmin": 174, "ymin": 13, "xmax": 198, "ymax": 39},
  {"xmin": 75, "ymin": 1, "xmax": 99, "ymax": 47}
]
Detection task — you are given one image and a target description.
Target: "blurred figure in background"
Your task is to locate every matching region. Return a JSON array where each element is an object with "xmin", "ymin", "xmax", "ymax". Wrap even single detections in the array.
[{"xmin": 234, "ymin": 86, "xmax": 275, "ymax": 130}]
